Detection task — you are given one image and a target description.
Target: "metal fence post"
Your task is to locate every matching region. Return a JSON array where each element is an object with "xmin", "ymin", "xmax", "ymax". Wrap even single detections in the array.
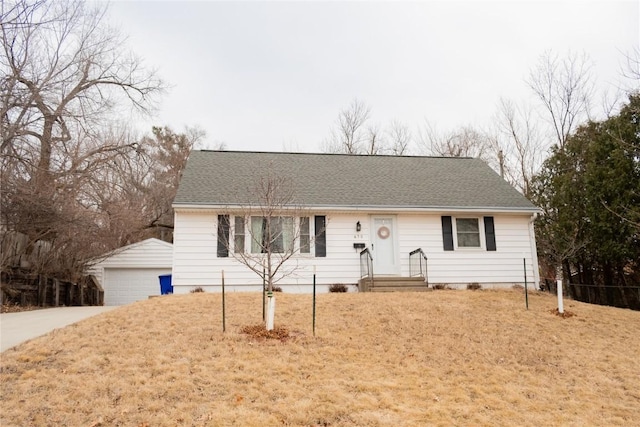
[{"xmin": 222, "ymin": 270, "xmax": 226, "ymax": 332}]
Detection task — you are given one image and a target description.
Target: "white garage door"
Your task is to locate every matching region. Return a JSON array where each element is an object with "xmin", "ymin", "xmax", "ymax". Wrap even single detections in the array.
[{"xmin": 103, "ymin": 268, "xmax": 172, "ymax": 306}]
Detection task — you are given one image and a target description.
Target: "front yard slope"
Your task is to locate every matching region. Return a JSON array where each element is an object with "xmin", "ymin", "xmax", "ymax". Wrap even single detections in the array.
[{"xmin": 1, "ymin": 290, "xmax": 639, "ymax": 426}]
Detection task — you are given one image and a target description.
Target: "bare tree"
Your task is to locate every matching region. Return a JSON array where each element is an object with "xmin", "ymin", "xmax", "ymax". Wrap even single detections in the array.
[
  {"xmin": 1, "ymin": 1, "xmax": 163, "ymax": 178},
  {"xmin": 364, "ymin": 122, "xmax": 384, "ymax": 155},
  {"xmin": 219, "ymin": 169, "xmax": 319, "ymax": 329},
  {"xmin": 1, "ymin": 125, "xmax": 200, "ymax": 280},
  {"xmin": 323, "ymin": 100, "xmax": 416, "ymax": 156},
  {"xmin": 527, "ymin": 51, "xmax": 594, "ymax": 149},
  {"xmin": 1, "ymin": 0, "xmax": 164, "ymax": 207},
  {"xmin": 322, "ymin": 99, "xmax": 371, "ymax": 154},
  {"xmin": 222, "ymin": 171, "xmax": 311, "ymax": 292},
  {"xmin": 86, "ymin": 126, "xmax": 204, "ymax": 246},
  {"xmin": 419, "ymin": 121, "xmax": 493, "ymax": 160},
  {"xmin": 489, "ymin": 98, "xmax": 545, "ymax": 198},
  {"xmin": 621, "ymin": 46, "xmax": 640, "ymax": 86},
  {"xmin": 0, "ymin": 0, "xmax": 165, "ymax": 280},
  {"xmin": 386, "ymin": 119, "xmax": 412, "ymax": 155}
]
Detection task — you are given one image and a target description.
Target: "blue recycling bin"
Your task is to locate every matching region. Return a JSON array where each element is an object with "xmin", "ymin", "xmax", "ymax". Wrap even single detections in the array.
[{"xmin": 159, "ymin": 274, "xmax": 173, "ymax": 295}]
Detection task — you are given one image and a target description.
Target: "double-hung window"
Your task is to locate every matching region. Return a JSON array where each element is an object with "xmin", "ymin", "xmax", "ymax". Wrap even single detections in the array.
[
  {"xmin": 455, "ymin": 218, "xmax": 481, "ymax": 248},
  {"xmin": 250, "ymin": 216, "xmax": 294, "ymax": 253}
]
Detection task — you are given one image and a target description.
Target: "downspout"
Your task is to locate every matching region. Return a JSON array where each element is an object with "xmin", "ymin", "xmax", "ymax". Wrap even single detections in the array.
[{"xmin": 528, "ymin": 213, "xmax": 540, "ymax": 290}]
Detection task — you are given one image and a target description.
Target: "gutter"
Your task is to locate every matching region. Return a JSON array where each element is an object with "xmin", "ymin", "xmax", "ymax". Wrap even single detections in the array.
[{"xmin": 172, "ymin": 203, "xmax": 540, "ymax": 215}]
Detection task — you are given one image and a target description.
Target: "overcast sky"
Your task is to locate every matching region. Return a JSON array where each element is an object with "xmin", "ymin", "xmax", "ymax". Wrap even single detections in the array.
[{"xmin": 105, "ymin": 1, "xmax": 639, "ymax": 152}]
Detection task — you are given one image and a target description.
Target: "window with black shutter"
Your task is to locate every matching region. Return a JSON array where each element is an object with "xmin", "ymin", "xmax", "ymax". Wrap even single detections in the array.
[
  {"xmin": 441, "ymin": 216, "xmax": 454, "ymax": 251},
  {"xmin": 314, "ymin": 215, "xmax": 326, "ymax": 257},
  {"xmin": 217, "ymin": 215, "xmax": 230, "ymax": 257},
  {"xmin": 484, "ymin": 216, "xmax": 496, "ymax": 251}
]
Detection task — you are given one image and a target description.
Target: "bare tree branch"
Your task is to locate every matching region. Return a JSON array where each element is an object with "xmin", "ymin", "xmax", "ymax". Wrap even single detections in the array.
[
  {"xmin": 527, "ymin": 50, "xmax": 595, "ymax": 149},
  {"xmin": 0, "ymin": 1, "xmax": 199, "ymax": 282},
  {"xmin": 322, "ymin": 98, "xmax": 370, "ymax": 154},
  {"xmin": 219, "ymin": 169, "xmax": 319, "ymax": 292},
  {"xmin": 489, "ymin": 98, "xmax": 545, "ymax": 197},
  {"xmin": 386, "ymin": 119, "xmax": 412, "ymax": 155}
]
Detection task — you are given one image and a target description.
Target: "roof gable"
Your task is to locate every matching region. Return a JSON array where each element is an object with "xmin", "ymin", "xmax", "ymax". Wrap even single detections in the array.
[
  {"xmin": 174, "ymin": 151, "xmax": 537, "ymax": 211},
  {"xmin": 91, "ymin": 238, "xmax": 173, "ymax": 267}
]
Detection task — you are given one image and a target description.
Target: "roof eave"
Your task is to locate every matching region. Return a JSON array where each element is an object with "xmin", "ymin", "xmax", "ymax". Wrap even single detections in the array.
[{"xmin": 172, "ymin": 202, "xmax": 540, "ymax": 215}]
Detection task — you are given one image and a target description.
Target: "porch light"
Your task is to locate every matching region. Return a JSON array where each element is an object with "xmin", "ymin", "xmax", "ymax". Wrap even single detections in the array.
[{"xmin": 356, "ymin": 221, "xmax": 361, "ymax": 232}]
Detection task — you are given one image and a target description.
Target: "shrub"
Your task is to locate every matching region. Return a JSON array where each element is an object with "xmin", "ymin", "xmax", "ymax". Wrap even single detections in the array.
[
  {"xmin": 329, "ymin": 283, "xmax": 348, "ymax": 293},
  {"xmin": 467, "ymin": 283, "xmax": 482, "ymax": 290},
  {"xmin": 270, "ymin": 286, "xmax": 283, "ymax": 292},
  {"xmin": 190, "ymin": 287, "xmax": 204, "ymax": 293},
  {"xmin": 432, "ymin": 284, "xmax": 450, "ymax": 290}
]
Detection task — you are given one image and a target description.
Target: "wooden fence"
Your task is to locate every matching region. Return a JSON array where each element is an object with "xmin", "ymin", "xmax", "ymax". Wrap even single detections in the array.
[
  {"xmin": 0, "ymin": 269, "xmax": 104, "ymax": 308},
  {"xmin": 1, "ymin": 231, "xmax": 104, "ymax": 308}
]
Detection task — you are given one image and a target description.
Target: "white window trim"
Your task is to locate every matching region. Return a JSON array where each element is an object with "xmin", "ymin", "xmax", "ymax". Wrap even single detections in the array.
[{"xmin": 452, "ymin": 216, "xmax": 486, "ymax": 250}]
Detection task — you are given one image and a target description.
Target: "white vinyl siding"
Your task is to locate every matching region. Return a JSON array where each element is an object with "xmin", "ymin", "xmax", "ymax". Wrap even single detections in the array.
[
  {"xmin": 173, "ymin": 211, "xmax": 363, "ymax": 291},
  {"xmin": 87, "ymin": 238, "xmax": 173, "ymax": 305},
  {"xmin": 172, "ymin": 210, "xmax": 538, "ymax": 292},
  {"xmin": 399, "ymin": 214, "xmax": 535, "ymax": 286}
]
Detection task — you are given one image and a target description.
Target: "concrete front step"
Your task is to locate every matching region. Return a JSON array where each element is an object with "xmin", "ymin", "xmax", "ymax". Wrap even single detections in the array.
[{"xmin": 359, "ymin": 276, "xmax": 429, "ymax": 292}]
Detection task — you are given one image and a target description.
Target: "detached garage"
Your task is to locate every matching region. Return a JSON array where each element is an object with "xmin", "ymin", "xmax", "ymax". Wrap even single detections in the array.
[{"xmin": 88, "ymin": 238, "xmax": 173, "ymax": 306}]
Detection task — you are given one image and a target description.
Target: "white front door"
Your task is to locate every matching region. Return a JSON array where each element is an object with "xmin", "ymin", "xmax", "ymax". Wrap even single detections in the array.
[{"xmin": 371, "ymin": 216, "xmax": 398, "ymax": 275}]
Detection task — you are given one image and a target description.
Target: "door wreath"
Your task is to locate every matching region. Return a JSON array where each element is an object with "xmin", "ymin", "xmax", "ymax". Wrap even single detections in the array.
[{"xmin": 377, "ymin": 226, "xmax": 390, "ymax": 239}]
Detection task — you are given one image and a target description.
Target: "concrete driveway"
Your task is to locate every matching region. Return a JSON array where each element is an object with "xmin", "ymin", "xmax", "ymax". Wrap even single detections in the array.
[{"xmin": 0, "ymin": 306, "xmax": 118, "ymax": 352}]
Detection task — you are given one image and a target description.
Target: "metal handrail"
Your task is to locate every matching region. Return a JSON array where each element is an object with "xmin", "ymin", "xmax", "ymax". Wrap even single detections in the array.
[
  {"xmin": 409, "ymin": 248, "xmax": 428, "ymax": 284},
  {"xmin": 360, "ymin": 248, "xmax": 373, "ymax": 279},
  {"xmin": 359, "ymin": 248, "xmax": 374, "ymax": 291}
]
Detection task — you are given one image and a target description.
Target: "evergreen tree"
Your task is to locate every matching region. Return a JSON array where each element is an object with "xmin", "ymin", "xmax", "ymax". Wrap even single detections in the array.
[{"xmin": 533, "ymin": 94, "xmax": 640, "ymax": 298}]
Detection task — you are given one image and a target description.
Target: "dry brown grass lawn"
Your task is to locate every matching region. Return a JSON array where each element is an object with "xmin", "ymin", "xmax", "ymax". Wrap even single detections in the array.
[{"xmin": 1, "ymin": 290, "xmax": 639, "ymax": 426}]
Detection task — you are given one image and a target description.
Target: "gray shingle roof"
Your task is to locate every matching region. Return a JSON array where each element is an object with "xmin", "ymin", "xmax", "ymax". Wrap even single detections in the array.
[{"xmin": 173, "ymin": 151, "xmax": 537, "ymax": 211}]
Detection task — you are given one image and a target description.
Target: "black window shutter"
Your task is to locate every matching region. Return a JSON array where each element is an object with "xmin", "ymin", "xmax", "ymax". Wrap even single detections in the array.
[
  {"xmin": 484, "ymin": 216, "xmax": 496, "ymax": 251},
  {"xmin": 217, "ymin": 215, "xmax": 230, "ymax": 257},
  {"xmin": 261, "ymin": 217, "xmax": 267, "ymax": 253},
  {"xmin": 314, "ymin": 215, "xmax": 326, "ymax": 257},
  {"xmin": 441, "ymin": 216, "xmax": 454, "ymax": 251}
]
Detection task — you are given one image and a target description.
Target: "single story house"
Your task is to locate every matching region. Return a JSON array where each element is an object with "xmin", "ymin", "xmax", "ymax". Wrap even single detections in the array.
[
  {"xmin": 171, "ymin": 151, "xmax": 540, "ymax": 293},
  {"xmin": 88, "ymin": 238, "xmax": 173, "ymax": 305}
]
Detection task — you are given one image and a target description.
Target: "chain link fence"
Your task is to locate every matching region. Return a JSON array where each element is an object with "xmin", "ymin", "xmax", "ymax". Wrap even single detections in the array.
[{"xmin": 542, "ymin": 279, "xmax": 640, "ymax": 311}]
